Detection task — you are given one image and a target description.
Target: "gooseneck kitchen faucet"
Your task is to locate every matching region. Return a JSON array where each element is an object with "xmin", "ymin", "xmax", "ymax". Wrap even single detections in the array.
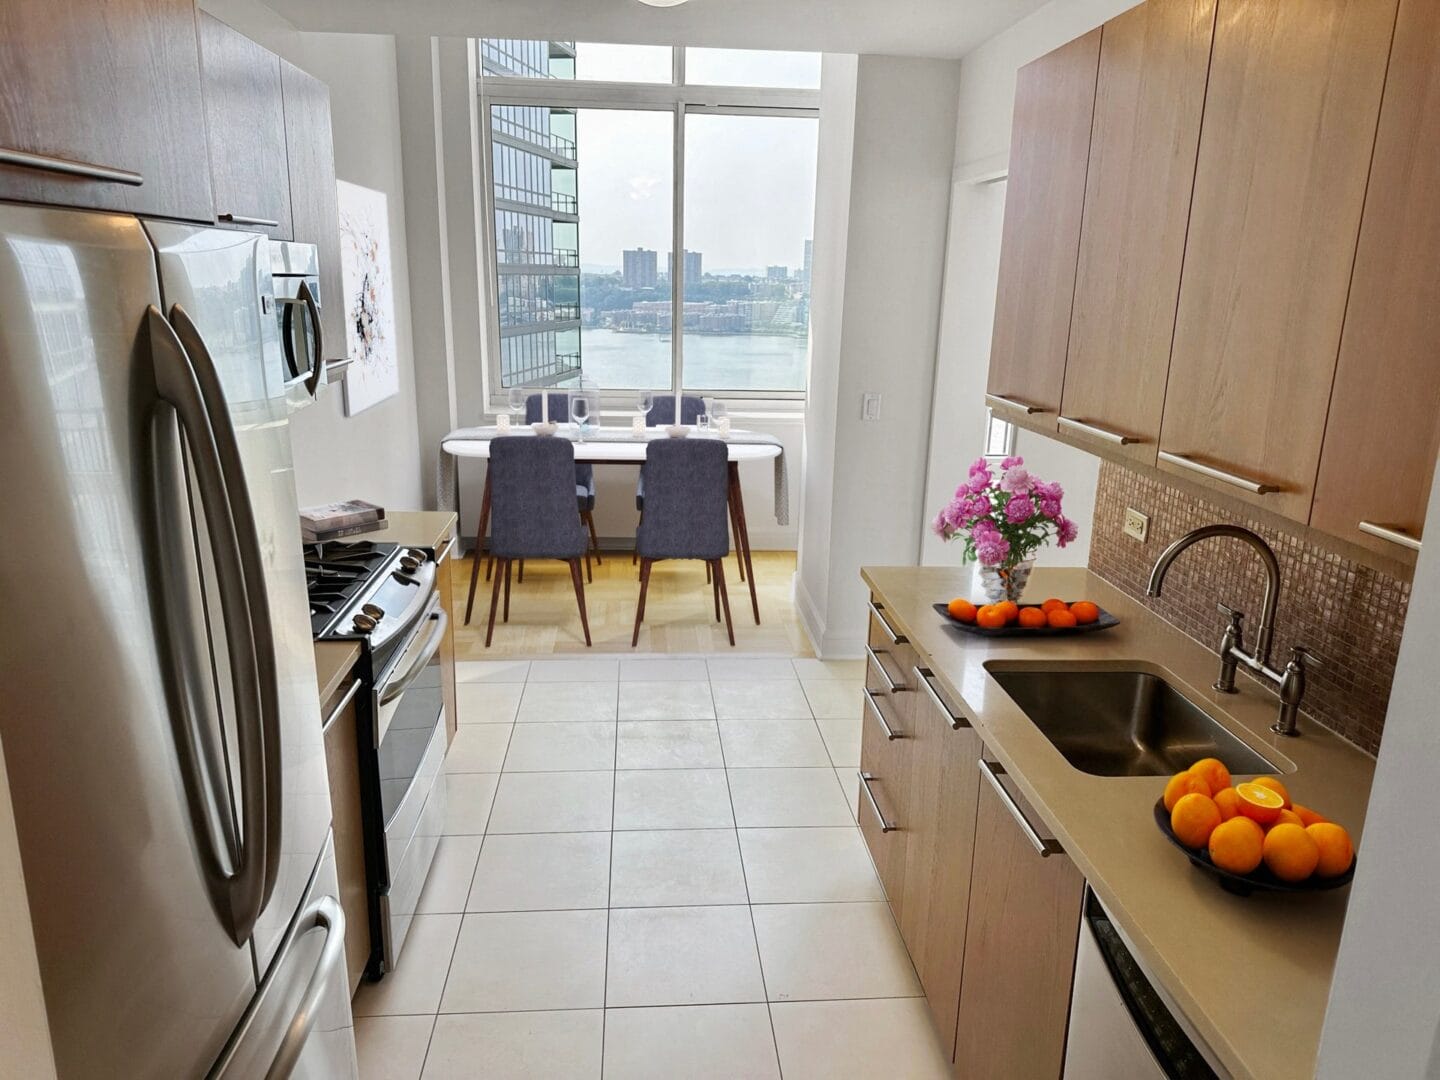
[{"xmin": 1145, "ymin": 524, "xmax": 1317, "ymax": 736}]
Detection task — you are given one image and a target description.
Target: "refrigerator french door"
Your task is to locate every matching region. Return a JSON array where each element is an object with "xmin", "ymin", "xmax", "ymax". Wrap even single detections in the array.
[{"xmin": 0, "ymin": 203, "xmax": 355, "ymax": 1078}]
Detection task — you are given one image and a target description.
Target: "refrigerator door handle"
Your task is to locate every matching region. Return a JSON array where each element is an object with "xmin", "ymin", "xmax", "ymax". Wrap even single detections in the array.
[
  {"xmin": 169, "ymin": 304, "xmax": 285, "ymax": 916},
  {"xmin": 208, "ymin": 894, "xmax": 347, "ymax": 1080},
  {"xmin": 148, "ymin": 307, "xmax": 270, "ymax": 945},
  {"xmin": 297, "ymin": 279, "xmax": 325, "ymax": 396}
]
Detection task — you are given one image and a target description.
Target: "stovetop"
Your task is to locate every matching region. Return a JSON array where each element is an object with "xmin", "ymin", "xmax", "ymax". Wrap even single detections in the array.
[{"xmin": 305, "ymin": 540, "xmax": 399, "ymax": 638}]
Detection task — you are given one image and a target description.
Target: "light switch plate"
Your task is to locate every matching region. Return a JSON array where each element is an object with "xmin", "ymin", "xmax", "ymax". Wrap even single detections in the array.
[
  {"xmin": 1123, "ymin": 507, "xmax": 1149, "ymax": 542},
  {"xmin": 861, "ymin": 392, "xmax": 882, "ymax": 421}
]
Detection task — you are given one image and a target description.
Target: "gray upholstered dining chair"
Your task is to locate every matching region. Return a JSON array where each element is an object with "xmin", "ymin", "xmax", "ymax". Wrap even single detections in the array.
[
  {"xmin": 527, "ymin": 392, "xmax": 602, "ymax": 566},
  {"xmin": 631, "ymin": 438, "xmax": 734, "ymax": 647},
  {"xmin": 485, "ymin": 436, "xmax": 592, "ymax": 647}
]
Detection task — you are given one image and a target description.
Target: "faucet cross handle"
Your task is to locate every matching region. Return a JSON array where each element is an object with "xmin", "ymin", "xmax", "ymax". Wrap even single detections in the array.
[
  {"xmin": 1212, "ymin": 604, "xmax": 1245, "ymax": 694},
  {"xmin": 1216, "ymin": 602, "xmax": 1245, "ymax": 628},
  {"xmin": 1288, "ymin": 644, "xmax": 1323, "ymax": 670}
]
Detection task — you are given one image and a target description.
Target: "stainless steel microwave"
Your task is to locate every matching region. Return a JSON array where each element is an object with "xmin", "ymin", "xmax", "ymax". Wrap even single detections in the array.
[{"xmin": 271, "ymin": 240, "xmax": 326, "ymax": 399}]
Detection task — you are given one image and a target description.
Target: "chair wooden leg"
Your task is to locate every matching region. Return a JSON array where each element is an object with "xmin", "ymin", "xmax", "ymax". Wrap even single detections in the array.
[
  {"xmin": 517, "ymin": 558, "xmax": 524, "ymax": 585},
  {"xmin": 568, "ymin": 558, "xmax": 592, "ymax": 647},
  {"xmin": 503, "ymin": 558, "xmax": 512, "ymax": 622},
  {"xmin": 632, "ymin": 557, "xmax": 653, "ymax": 647},
  {"xmin": 585, "ymin": 550, "xmax": 593, "ymax": 584},
  {"xmin": 584, "ymin": 511, "xmax": 602, "ymax": 565},
  {"xmin": 706, "ymin": 561, "xmax": 712, "ymax": 584},
  {"xmin": 714, "ymin": 558, "xmax": 735, "ymax": 647},
  {"xmin": 464, "ymin": 476, "xmax": 491, "ymax": 624},
  {"xmin": 730, "ymin": 511, "xmax": 745, "ymax": 583},
  {"xmin": 485, "ymin": 557, "xmax": 505, "ymax": 647},
  {"xmin": 711, "ymin": 561, "xmax": 721, "ymax": 622},
  {"xmin": 486, "ymin": 556, "xmax": 493, "ymax": 583},
  {"xmin": 632, "ymin": 510, "xmax": 643, "ymax": 566},
  {"xmin": 728, "ymin": 463, "xmax": 760, "ymax": 625}
]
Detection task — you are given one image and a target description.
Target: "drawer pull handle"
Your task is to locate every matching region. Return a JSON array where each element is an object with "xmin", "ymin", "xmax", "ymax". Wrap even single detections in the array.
[
  {"xmin": 1358, "ymin": 521, "xmax": 1422, "ymax": 552},
  {"xmin": 1058, "ymin": 416, "xmax": 1138, "ymax": 446},
  {"xmin": 979, "ymin": 759, "xmax": 1062, "ymax": 857},
  {"xmin": 219, "ymin": 212, "xmax": 281, "ymax": 228},
  {"xmin": 1158, "ymin": 450, "xmax": 1279, "ymax": 495},
  {"xmin": 0, "ymin": 147, "xmax": 143, "ymax": 185},
  {"xmin": 863, "ymin": 688, "xmax": 901, "ymax": 741},
  {"xmin": 321, "ymin": 677, "xmax": 363, "ymax": 734},
  {"xmin": 914, "ymin": 666, "xmax": 969, "ymax": 729},
  {"xmin": 865, "ymin": 644, "xmax": 907, "ymax": 693},
  {"xmin": 867, "ymin": 601, "xmax": 906, "ymax": 645},
  {"xmin": 858, "ymin": 772, "xmax": 896, "ymax": 832},
  {"xmin": 986, "ymin": 392, "xmax": 1046, "ymax": 415}
]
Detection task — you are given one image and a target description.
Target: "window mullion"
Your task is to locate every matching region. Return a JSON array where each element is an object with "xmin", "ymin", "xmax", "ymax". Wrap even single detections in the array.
[{"xmin": 672, "ymin": 103, "xmax": 685, "ymax": 399}]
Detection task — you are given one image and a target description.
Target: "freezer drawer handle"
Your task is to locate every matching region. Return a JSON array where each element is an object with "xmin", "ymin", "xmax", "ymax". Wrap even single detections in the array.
[
  {"xmin": 171, "ymin": 303, "xmax": 285, "ymax": 917},
  {"xmin": 149, "ymin": 307, "xmax": 271, "ymax": 945},
  {"xmin": 858, "ymin": 772, "xmax": 896, "ymax": 832},
  {"xmin": 863, "ymin": 688, "xmax": 902, "ymax": 741},
  {"xmin": 0, "ymin": 146, "xmax": 143, "ymax": 185},
  {"xmin": 979, "ymin": 759, "xmax": 1063, "ymax": 858}
]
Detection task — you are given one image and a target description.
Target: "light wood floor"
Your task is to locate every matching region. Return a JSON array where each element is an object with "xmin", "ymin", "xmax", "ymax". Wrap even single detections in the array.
[{"xmin": 448, "ymin": 549, "xmax": 813, "ymax": 658}]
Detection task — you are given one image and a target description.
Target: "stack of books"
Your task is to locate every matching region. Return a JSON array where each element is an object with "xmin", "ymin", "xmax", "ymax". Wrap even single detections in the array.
[{"xmin": 300, "ymin": 499, "xmax": 387, "ymax": 542}]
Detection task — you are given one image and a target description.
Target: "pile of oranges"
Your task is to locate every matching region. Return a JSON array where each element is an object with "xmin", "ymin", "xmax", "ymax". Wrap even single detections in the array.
[
  {"xmin": 947, "ymin": 596, "xmax": 1101, "ymax": 631},
  {"xmin": 1162, "ymin": 759, "xmax": 1354, "ymax": 883}
]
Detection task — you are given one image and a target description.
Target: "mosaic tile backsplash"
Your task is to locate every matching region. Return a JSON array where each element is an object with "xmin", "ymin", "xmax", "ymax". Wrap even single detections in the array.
[{"xmin": 1088, "ymin": 462, "xmax": 1409, "ymax": 756}]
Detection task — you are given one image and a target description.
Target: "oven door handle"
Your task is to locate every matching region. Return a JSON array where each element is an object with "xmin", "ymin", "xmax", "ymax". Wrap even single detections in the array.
[{"xmin": 379, "ymin": 607, "xmax": 447, "ymax": 707}]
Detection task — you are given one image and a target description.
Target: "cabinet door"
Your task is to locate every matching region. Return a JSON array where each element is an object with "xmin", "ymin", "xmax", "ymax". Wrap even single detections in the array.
[
  {"xmin": 953, "ymin": 752, "xmax": 1084, "ymax": 1080},
  {"xmin": 1157, "ymin": 0, "xmax": 1398, "ymax": 521},
  {"xmin": 198, "ymin": 13, "xmax": 293, "ymax": 239},
  {"xmin": 986, "ymin": 29, "xmax": 1102, "ymax": 427},
  {"xmin": 1310, "ymin": 0, "xmax": 1440, "ymax": 562},
  {"xmin": 858, "ymin": 665, "xmax": 911, "ymax": 921},
  {"xmin": 1058, "ymin": 0, "xmax": 1216, "ymax": 462},
  {"xmin": 281, "ymin": 60, "xmax": 349, "ymax": 362},
  {"xmin": 0, "ymin": 0, "xmax": 213, "ymax": 220},
  {"xmin": 898, "ymin": 669, "xmax": 981, "ymax": 1063},
  {"xmin": 320, "ymin": 669, "xmax": 369, "ymax": 996}
]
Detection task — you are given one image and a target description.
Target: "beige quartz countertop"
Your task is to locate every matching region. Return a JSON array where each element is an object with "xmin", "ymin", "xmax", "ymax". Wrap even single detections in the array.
[
  {"xmin": 313, "ymin": 641, "xmax": 361, "ymax": 707},
  {"xmin": 861, "ymin": 565, "xmax": 1376, "ymax": 1080},
  {"xmin": 346, "ymin": 510, "xmax": 457, "ymax": 554}
]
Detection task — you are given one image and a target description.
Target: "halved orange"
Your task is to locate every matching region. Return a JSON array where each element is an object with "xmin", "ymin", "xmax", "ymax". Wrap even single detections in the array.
[
  {"xmin": 1236, "ymin": 781, "xmax": 1285, "ymax": 825},
  {"xmin": 1250, "ymin": 775, "xmax": 1291, "ymax": 809}
]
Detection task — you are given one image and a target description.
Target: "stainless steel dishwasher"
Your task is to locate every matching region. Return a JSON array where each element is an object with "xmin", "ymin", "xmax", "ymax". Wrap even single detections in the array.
[{"xmin": 1063, "ymin": 889, "xmax": 1223, "ymax": 1079}]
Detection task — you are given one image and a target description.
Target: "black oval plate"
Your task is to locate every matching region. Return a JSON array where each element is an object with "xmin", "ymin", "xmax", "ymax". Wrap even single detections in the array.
[
  {"xmin": 932, "ymin": 601, "xmax": 1120, "ymax": 637},
  {"xmin": 1152, "ymin": 799, "xmax": 1355, "ymax": 896}
]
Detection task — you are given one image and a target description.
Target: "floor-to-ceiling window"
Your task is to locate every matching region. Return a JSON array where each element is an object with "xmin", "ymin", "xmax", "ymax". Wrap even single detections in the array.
[{"xmin": 477, "ymin": 43, "xmax": 820, "ymax": 401}]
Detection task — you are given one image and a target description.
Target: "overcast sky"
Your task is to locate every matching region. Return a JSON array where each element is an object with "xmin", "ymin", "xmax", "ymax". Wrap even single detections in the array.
[{"xmin": 553, "ymin": 45, "xmax": 819, "ymax": 275}]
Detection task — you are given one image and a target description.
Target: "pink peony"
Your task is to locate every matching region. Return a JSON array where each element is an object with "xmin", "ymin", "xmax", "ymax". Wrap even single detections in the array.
[
  {"xmin": 1056, "ymin": 516, "xmax": 1079, "ymax": 547},
  {"xmin": 1001, "ymin": 455, "xmax": 1024, "ymax": 470},
  {"xmin": 1005, "ymin": 495, "xmax": 1036, "ymax": 524},
  {"xmin": 999, "ymin": 466, "xmax": 1033, "ymax": 495}
]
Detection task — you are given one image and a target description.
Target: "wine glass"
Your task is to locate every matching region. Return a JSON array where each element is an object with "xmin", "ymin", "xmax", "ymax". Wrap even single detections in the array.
[
  {"xmin": 696, "ymin": 413, "xmax": 711, "ymax": 437},
  {"xmin": 708, "ymin": 398, "xmax": 730, "ymax": 437},
  {"xmin": 506, "ymin": 385, "xmax": 527, "ymax": 423},
  {"xmin": 635, "ymin": 390, "xmax": 655, "ymax": 422},
  {"xmin": 570, "ymin": 394, "xmax": 591, "ymax": 441}
]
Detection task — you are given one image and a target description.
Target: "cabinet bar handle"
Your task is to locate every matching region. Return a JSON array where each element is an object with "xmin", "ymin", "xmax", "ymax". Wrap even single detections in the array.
[
  {"xmin": 914, "ymin": 666, "xmax": 969, "ymax": 729},
  {"xmin": 865, "ymin": 644, "xmax": 907, "ymax": 693},
  {"xmin": 1358, "ymin": 521, "xmax": 1422, "ymax": 552},
  {"xmin": 218, "ymin": 212, "xmax": 281, "ymax": 227},
  {"xmin": 1158, "ymin": 450, "xmax": 1279, "ymax": 495},
  {"xmin": 858, "ymin": 772, "xmax": 896, "ymax": 832},
  {"xmin": 979, "ymin": 759, "xmax": 1062, "ymax": 857},
  {"xmin": 0, "ymin": 147, "xmax": 143, "ymax": 185},
  {"xmin": 863, "ymin": 688, "xmax": 901, "ymax": 741},
  {"xmin": 321, "ymin": 677, "xmax": 362, "ymax": 734},
  {"xmin": 986, "ymin": 392, "xmax": 1046, "ymax": 415},
  {"xmin": 867, "ymin": 601, "xmax": 907, "ymax": 644},
  {"xmin": 1058, "ymin": 416, "xmax": 1138, "ymax": 446}
]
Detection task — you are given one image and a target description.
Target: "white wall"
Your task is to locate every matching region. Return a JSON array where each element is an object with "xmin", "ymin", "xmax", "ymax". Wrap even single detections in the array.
[
  {"xmin": 918, "ymin": 0, "xmax": 1147, "ymax": 571},
  {"xmin": 1316, "ymin": 462, "xmax": 1440, "ymax": 1078},
  {"xmin": 797, "ymin": 54, "xmax": 962, "ymax": 656},
  {"xmin": 200, "ymin": 0, "xmax": 425, "ymax": 512}
]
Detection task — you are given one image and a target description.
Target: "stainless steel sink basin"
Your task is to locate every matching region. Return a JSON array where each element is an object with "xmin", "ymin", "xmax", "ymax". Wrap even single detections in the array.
[{"xmin": 987, "ymin": 667, "xmax": 1276, "ymax": 778}]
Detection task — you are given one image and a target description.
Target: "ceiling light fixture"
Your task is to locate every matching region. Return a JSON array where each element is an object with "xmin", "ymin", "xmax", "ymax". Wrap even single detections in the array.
[{"xmin": 636, "ymin": 0, "xmax": 691, "ymax": 7}]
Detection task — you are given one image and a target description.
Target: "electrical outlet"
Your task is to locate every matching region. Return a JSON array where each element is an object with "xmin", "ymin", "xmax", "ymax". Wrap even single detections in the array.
[
  {"xmin": 861, "ymin": 392, "xmax": 882, "ymax": 421},
  {"xmin": 1123, "ymin": 507, "xmax": 1149, "ymax": 542}
]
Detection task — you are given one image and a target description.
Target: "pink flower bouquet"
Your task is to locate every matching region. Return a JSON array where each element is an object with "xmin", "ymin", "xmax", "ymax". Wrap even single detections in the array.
[{"xmin": 932, "ymin": 457, "xmax": 1078, "ymax": 596}]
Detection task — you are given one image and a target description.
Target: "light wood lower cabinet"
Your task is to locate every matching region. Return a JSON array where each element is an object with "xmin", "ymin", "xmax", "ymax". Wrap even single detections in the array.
[
  {"xmin": 953, "ymin": 751, "xmax": 1085, "ymax": 1079},
  {"xmin": 859, "ymin": 643, "xmax": 913, "ymax": 920},
  {"xmin": 436, "ymin": 533, "xmax": 459, "ymax": 746},
  {"xmin": 320, "ymin": 667, "xmax": 368, "ymax": 997}
]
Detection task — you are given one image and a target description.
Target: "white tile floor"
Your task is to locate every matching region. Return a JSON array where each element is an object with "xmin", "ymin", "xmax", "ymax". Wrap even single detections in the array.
[{"xmin": 353, "ymin": 655, "xmax": 954, "ymax": 1080}]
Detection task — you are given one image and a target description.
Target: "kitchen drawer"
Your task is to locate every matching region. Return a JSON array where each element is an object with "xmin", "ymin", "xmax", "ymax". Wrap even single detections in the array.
[{"xmin": 859, "ymin": 675, "xmax": 912, "ymax": 920}]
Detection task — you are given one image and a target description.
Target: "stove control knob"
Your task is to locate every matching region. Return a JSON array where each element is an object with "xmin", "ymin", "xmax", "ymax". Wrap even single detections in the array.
[
  {"xmin": 352, "ymin": 612, "xmax": 378, "ymax": 633},
  {"xmin": 362, "ymin": 603, "xmax": 385, "ymax": 622},
  {"xmin": 400, "ymin": 556, "xmax": 422, "ymax": 573},
  {"xmin": 405, "ymin": 547, "xmax": 428, "ymax": 562}
]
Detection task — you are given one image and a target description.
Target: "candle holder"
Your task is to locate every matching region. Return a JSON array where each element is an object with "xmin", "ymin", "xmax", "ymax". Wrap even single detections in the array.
[
  {"xmin": 496, "ymin": 413, "xmax": 512, "ymax": 433},
  {"xmin": 631, "ymin": 415, "xmax": 645, "ymax": 437}
]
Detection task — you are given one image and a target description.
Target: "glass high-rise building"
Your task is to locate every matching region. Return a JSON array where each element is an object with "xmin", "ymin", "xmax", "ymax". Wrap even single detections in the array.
[{"xmin": 482, "ymin": 40, "xmax": 581, "ymax": 387}]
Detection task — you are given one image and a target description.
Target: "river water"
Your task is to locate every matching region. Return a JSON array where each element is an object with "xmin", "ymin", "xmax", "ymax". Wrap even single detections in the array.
[{"xmin": 578, "ymin": 327, "xmax": 807, "ymax": 392}]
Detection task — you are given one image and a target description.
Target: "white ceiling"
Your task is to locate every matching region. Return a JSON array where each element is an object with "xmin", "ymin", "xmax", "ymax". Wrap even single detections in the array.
[{"xmin": 271, "ymin": 0, "xmax": 1050, "ymax": 59}]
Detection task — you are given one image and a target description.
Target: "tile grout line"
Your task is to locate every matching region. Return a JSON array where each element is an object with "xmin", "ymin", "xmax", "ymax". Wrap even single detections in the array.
[
  {"xmin": 599, "ymin": 675, "xmax": 620, "ymax": 1079},
  {"xmin": 710, "ymin": 673, "xmax": 787, "ymax": 1080}
]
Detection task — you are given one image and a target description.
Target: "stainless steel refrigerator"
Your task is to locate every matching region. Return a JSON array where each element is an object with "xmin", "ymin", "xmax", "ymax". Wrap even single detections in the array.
[{"xmin": 0, "ymin": 203, "xmax": 358, "ymax": 1078}]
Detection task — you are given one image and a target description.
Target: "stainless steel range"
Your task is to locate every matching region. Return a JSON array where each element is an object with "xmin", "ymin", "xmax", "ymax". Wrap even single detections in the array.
[{"xmin": 307, "ymin": 540, "xmax": 448, "ymax": 978}]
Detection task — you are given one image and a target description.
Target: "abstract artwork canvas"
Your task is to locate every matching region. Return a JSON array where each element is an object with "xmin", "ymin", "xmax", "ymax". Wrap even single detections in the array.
[{"xmin": 337, "ymin": 179, "xmax": 399, "ymax": 415}]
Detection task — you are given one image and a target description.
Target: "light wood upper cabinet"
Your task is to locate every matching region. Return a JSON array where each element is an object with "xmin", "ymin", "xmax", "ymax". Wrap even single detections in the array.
[
  {"xmin": 953, "ymin": 751, "xmax": 1085, "ymax": 1080},
  {"xmin": 280, "ymin": 60, "xmax": 348, "ymax": 361},
  {"xmin": 198, "ymin": 13, "xmax": 293, "ymax": 240},
  {"xmin": 0, "ymin": 0, "xmax": 214, "ymax": 221},
  {"xmin": 986, "ymin": 29, "xmax": 1102, "ymax": 427},
  {"xmin": 1058, "ymin": 0, "xmax": 1216, "ymax": 463},
  {"xmin": 1156, "ymin": 0, "xmax": 1399, "ymax": 521},
  {"xmin": 1310, "ymin": 0, "xmax": 1440, "ymax": 562},
  {"xmin": 897, "ymin": 678, "xmax": 981, "ymax": 1063}
]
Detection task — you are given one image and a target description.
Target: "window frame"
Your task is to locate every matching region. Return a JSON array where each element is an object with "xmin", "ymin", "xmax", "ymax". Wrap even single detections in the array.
[{"xmin": 476, "ymin": 44, "xmax": 821, "ymax": 411}]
